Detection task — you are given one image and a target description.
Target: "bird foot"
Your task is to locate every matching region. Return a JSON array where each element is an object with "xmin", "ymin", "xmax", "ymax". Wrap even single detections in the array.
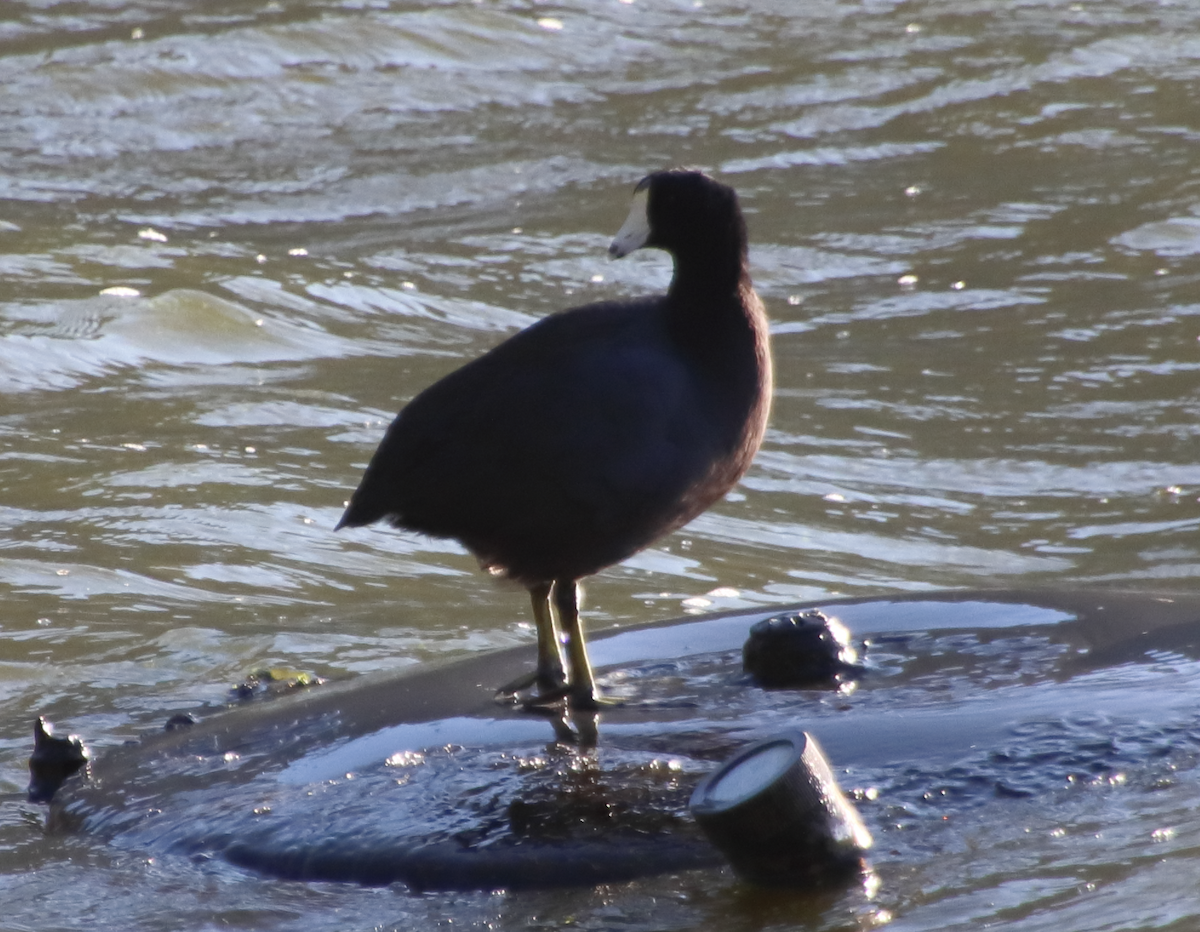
[
  {"xmin": 561, "ymin": 686, "xmax": 620, "ymax": 712},
  {"xmin": 493, "ymin": 675, "xmax": 618, "ymax": 712},
  {"xmin": 493, "ymin": 670, "xmax": 566, "ymax": 707}
]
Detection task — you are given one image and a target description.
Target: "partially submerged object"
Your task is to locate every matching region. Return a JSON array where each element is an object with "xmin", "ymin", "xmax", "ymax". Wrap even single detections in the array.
[
  {"xmin": 39, "ymin": 588, "xmax": 1200, "ymax": 891},
  {"xmin": 742, "ymin": 609, "xmax": 863, "ymax": 688},
  {"xmin": 690, "ymin": 731, "xmax": 872, "ymax": 886},
  {"xmin": 28, "ymin": 718, "xmax": 89, "ymax": 804}
]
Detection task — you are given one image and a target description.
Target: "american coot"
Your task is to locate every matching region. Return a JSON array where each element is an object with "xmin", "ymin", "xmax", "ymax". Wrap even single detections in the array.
[{"xmin": 337, "ymin": 170, "xmax": 772, "ymax": 709}]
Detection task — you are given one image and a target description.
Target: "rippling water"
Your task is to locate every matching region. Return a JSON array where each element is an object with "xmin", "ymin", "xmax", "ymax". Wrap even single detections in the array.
[{"xmin": 4, "ymin": 1, "xmax": 1200, "ymax": 928}]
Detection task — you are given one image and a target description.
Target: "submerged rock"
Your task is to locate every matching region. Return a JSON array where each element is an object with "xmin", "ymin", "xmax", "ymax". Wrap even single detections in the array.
[{"xmin": 42, "ymin": 589, "xmax": 1200, "ymax": 891}]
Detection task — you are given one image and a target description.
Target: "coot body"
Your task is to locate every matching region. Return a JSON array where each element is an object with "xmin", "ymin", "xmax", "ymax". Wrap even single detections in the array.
[{"xmin": 338, "ymin": 170, "xmax": 772, "ymax": 708}]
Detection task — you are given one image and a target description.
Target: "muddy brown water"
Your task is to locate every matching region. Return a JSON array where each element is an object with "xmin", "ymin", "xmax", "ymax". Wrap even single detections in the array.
[{"xmin": 3, "ymin": 1, "xmax": 1200, "ymax": 929}]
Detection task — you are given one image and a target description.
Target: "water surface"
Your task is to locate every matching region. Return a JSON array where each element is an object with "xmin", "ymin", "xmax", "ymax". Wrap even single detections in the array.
[{"xmin": 3, "ymin": 0, "xmax": 1200, "ymax": 928}]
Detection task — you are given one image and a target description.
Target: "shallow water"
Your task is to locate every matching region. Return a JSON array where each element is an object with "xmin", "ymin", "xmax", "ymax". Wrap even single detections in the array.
[{"xmin": 3, "ymin": 0, "xmax": 1200, "ymax": 928}]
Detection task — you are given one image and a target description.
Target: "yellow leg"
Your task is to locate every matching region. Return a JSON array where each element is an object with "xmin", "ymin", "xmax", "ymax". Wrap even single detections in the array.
[
  {"xmin": 531, "ymin": 581, "xmax": 566, "ymax": 691},
  {"xmin": 494, "ymin": 582, "xmax": 566, "ymax": 703},
  {"xmin": 553, "ymin": 578, "xmax": 600, "ymax": 709}
]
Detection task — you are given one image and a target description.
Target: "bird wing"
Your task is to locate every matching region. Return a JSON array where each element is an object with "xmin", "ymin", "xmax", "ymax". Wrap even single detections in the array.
[{"xmin": 341, "ymin": 299, "xmax": 717, "ymax": 548}]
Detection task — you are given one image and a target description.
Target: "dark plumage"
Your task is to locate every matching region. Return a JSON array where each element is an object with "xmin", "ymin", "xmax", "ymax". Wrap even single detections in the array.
[{"xmin": 338, "ymin": 170, "xmax": 772, "ymax": 708}]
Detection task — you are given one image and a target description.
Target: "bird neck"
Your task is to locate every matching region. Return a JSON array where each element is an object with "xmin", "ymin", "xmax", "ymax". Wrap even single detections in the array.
[
  {"xmin": 665, "ymin": 267, "xmax": 767, "ymax": 383},
  {"xmin": 666, "ymin": 238, "xmax": 747, "ymax": 306}
]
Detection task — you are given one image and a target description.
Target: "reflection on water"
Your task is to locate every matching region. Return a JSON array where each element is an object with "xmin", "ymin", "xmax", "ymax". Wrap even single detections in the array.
[{"xmin": 3, "ymin": 0, "xmax": 1200, "ymax": 928}]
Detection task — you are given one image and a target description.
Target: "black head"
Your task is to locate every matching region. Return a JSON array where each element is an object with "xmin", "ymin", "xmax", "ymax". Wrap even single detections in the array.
[{"xmin": 609, "ymin": 170, "xmax": 747, "ymax": 264}]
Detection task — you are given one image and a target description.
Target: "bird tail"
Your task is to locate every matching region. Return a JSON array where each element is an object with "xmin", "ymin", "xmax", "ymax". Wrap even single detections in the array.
[{"xmin": 335, "ymin": 496, "xmax": 378, "ymax": 531}]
